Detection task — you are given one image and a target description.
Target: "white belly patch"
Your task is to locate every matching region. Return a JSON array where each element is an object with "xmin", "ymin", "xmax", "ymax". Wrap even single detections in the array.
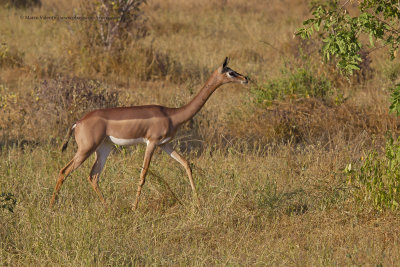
[
  {"xmin": 109, "ymin": 136, "xmax": 171, "ymax": 146},
  {"xmin": 109, "ymin": 136, "xmax": 148, "ymax": 146}
]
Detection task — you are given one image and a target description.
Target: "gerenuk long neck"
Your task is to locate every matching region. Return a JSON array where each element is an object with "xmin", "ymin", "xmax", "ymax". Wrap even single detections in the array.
[{"xmin": 171, "ymin": 71, "xmax": 222, "ymax": 126}]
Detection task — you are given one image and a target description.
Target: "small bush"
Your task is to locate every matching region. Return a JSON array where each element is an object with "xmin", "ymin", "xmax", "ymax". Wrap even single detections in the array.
[
  {"xmin": 33, "ymin": 77, "xmax": 119, "ymax": 139},
  {"xmin": 1, "ymin": 78, "xmax": 119, "ymax": 143},
  {"xmin": 346, "ymin": 136, "xmax": 400, "ymax": 211},
  {"xmin": 255, "ymin": 180, "xmax": 285, "ymax": 214},
  {"xmin": 77, "ymin": 0, "xmax": 147, "ymax": 51},
  {"xmin": 252, "ymin": 67, "xmax": 333, "ymax": 106},
  {"xmin": 69, "ymin": 0, "xmax": 194, "ymax": 82}
]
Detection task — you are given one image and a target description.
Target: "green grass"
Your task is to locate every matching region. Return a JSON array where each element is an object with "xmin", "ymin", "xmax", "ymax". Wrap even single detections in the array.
[{"xmin": 347, "ymin": 136, "xmax": 400, "ymax": 211}]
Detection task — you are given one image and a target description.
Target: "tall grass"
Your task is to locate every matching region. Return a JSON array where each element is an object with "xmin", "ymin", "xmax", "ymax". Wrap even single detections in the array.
[{"xmin": 1, "ymin": 138, "xmax": 388, "ymax": 265}]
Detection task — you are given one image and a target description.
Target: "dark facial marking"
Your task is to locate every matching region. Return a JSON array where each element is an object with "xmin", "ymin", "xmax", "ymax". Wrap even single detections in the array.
[
  {"xmin": 222, "ymin": 66, "xmax": 232, "ymax": 73},
  {"xmin": 228, "ymin": 71, "xmax": 238, "ymax": 77},
  {"xmin": 222, "ymin": 66, "xmax": 245, "ymax": 79}
]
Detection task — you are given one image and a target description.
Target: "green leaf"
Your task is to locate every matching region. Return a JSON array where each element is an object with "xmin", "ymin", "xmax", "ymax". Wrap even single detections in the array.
[{"xmin": 369, "ymin": 32, "xmax": 374, "ymax": 47}]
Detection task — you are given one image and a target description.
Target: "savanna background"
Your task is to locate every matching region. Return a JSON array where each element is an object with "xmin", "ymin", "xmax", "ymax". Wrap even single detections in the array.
[{"xmin": 1, "ymin": 0, "xmax": 400, "ymax": 265}]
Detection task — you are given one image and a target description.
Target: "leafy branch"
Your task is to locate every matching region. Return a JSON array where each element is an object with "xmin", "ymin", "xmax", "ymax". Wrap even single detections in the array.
[{"xmin": 296, "ymin": 0, "xmax": 400, "ymax": 75}]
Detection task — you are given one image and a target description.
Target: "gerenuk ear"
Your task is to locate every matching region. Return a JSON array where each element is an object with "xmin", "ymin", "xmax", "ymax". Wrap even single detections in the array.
[{"xmin": 222, "ymin": 57, "xmax": 229, "ymax": 68}]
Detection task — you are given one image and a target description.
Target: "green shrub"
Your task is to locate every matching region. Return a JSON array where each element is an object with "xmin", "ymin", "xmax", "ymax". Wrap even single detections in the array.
[
  {"xmin": 346, "ymin": 136, "xmax": 400, "ymax": 211},
  {"xmin": 251, "ymin": 67, "xmax": 333, "ymax": 106}
]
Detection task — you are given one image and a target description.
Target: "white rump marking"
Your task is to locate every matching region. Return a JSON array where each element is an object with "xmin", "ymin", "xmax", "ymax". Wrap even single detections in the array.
[
  {"xmin": 109, "ymin": 136, "xmax": 148, "ymax": 146},
  {"xmin": 72, "ymin": 124, "xmax": 77, "ymax": 130}
]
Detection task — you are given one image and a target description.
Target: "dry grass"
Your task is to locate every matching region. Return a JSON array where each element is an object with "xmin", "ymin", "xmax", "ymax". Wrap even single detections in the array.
[
  {"xmin": 1, "ymin": 0, "xmax": 400, "ymax": 265},
  {"xmin": 2, "ymin": 138, "xmax": 399, "ymax": 265}
]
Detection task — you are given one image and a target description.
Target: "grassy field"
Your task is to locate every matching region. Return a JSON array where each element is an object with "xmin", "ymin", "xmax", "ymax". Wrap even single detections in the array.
[{"xmin": 1, "ymin": 0, "xmax": 400, "ymax": 265}]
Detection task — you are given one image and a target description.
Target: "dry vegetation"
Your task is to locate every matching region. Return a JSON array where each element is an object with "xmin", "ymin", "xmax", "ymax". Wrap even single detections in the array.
[{"xmin": 1, "ymin": 0, "xmax": 400, "ymax": 265}]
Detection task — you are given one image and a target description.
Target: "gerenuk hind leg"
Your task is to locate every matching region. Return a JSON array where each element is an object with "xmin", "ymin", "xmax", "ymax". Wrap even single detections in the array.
[{"xmin": 87, "ymin": 141, "xmax": 114, "ymax": 205}]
